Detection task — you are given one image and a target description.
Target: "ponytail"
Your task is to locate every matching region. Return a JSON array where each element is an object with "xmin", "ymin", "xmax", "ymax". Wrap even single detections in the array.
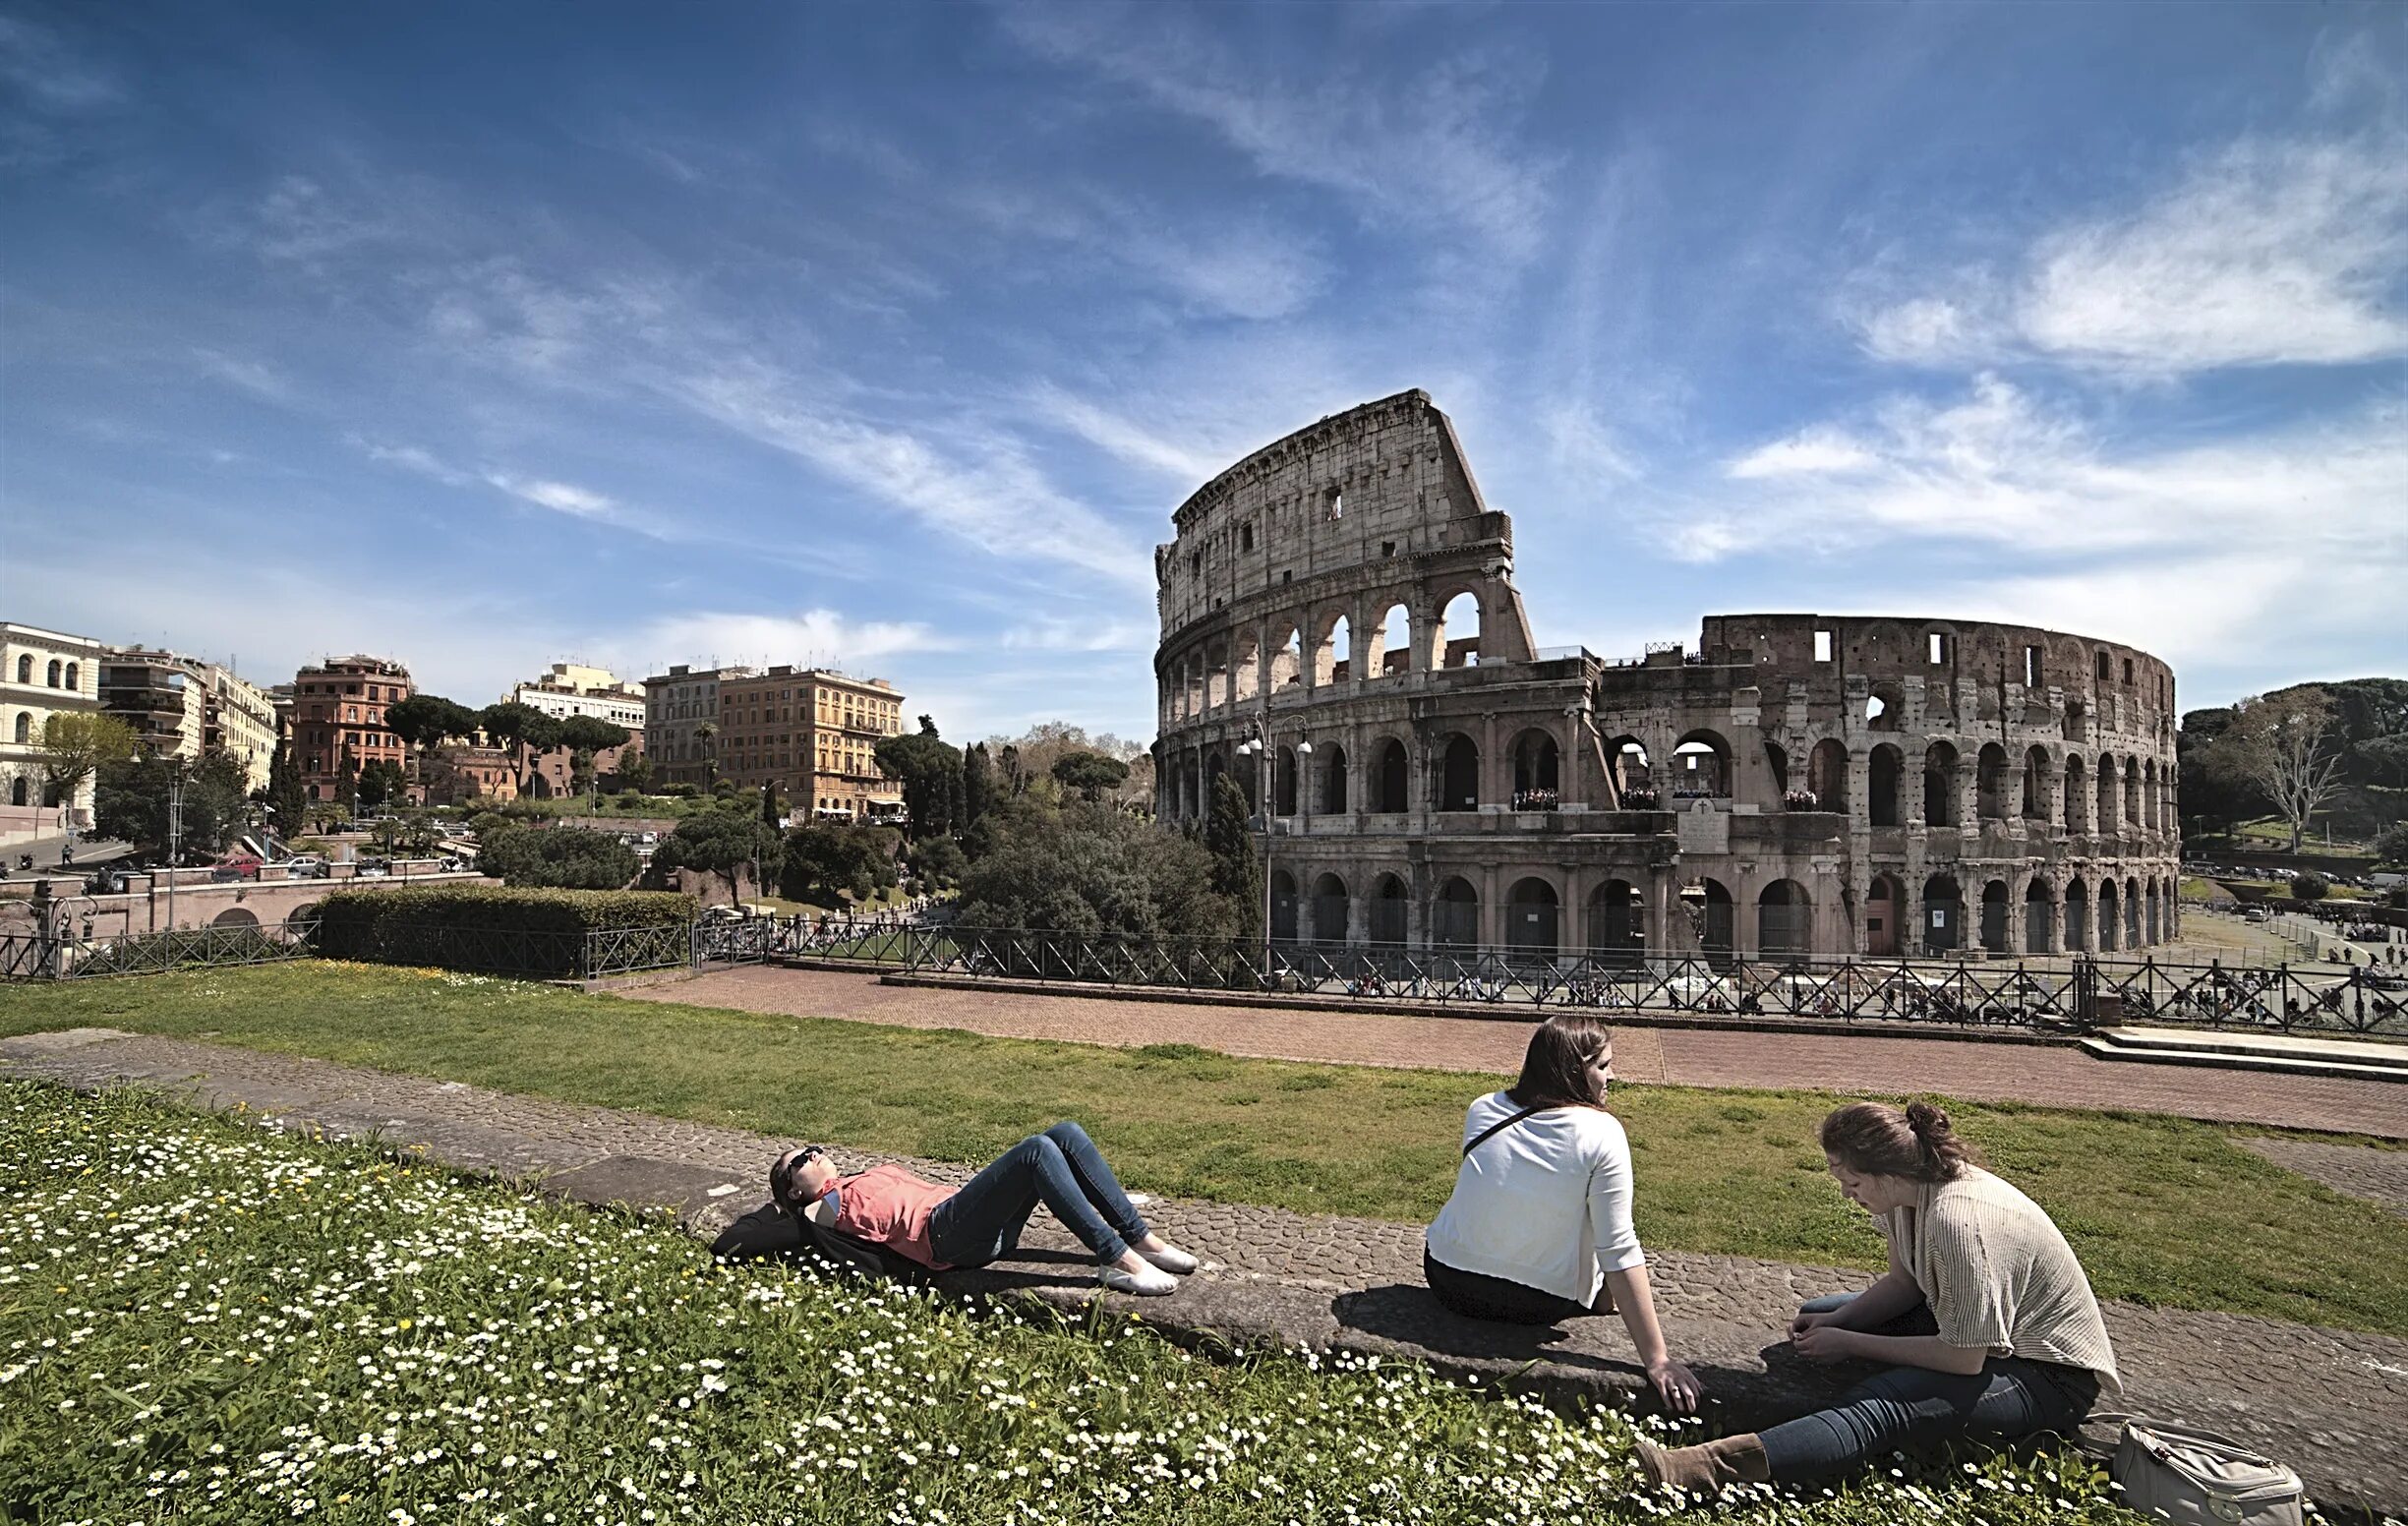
[{"xmin": 1821, "ymin": 1100, "xmax": 1981, "ymax": 1182}]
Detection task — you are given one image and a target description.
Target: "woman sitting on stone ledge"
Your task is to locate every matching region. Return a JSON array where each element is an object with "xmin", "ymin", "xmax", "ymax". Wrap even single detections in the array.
[
  {"xmin": 1423, "ymin": 1013, "xmax": 1703, "ymax": 1414},
  {"xmin": 1637, "ymin": 1101, "xmax": 2118, "ymax": 1493},
  {"xmin": 769, "ymin": 1123, "xmax": 1202, "ymax": 1297}
]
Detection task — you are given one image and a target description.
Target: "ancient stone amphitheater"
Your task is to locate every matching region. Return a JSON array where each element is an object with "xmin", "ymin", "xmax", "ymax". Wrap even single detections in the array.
[{"xmin": 1151, "ymin": 390, "xmax": 2181, "ymax": 964}]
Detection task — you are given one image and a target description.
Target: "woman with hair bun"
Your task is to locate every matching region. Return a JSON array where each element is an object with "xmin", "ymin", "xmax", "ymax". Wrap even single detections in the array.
[{"xmin": 1636, "ymin": 1099, "xmax": 2117, "ymax": 1493}]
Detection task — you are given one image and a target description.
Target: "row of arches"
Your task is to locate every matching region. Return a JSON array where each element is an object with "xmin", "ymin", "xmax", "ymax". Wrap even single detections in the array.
[
  {"xmin": 1162, "ymin": 590, "xmax": 1498, "ymax": 724},
  {"xmin": 1165, "ymin": 729, "xmax": 1571, "ymax": 821},
  {"xmin": 12, "ymin": 656, "xmax": 80, "ymax": 690},
  {"xmin": 1260, "ymin": 866, "xmax": 2179, "ymax": 961}
]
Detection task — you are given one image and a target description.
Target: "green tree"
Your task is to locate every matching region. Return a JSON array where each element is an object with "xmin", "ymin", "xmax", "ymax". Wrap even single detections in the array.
[
  {"xmin": 94, "ymin": 748, "xmax": 250, "ymax": 860},
  {"xmin": 618, "ymin": 753, "xmax": 657, "ymax": 793},
  {"xmin": 2374, "ymin": 821, "xmax": 2408, "ymax": 867},
  {"xmin": 551, "ymin": 715, "xmax": 631, "ymax": 800},
  {"xmin": 476, "ymin": 824, "xmax": 641, "ymax": 889},
  {"xmin": 653, "ymin": 804, "xmax": 784, "ymax": 905},
  {"xmin": 907, "ymin": 832, "xmax": 967, "ymax": 891},
  {"xmin": 963, "ymin": 743, "xmax": 996, "ymax": 833},
  {"xmin": 1204, "ymin": 773, "xmax": 1264, "ymax": 942},
  {"xmin": 35, "ymin": 711, "xmax": 139, "ymax": 808},
  {"xmin": 478, "ymin": 702, "xmax": 562, "ymax": 794},
  {"xmin": 874, "ymin": 729, "xmax": 964, "ymax": 841},
  {"xmin": 760, "ymin": 784, "xmax": 784, "ymax": 832},
  {"xmin": 264, "ymin": 737, "xmax": 309, "ymax": 845},
  {"xmin": 780, "ymin": 823, "xmax": 900, "ymax": 906},
  {"xmin": 2289, "ymin": 872, "xmax": 2329, "ymax": 902},
  {"xmin": 2208, "ymin": 688, "xmax": 2348, "ymax": 853},
  {"xmin": 955, "ymin": 803, "xmax": 1239, "ymax": 939},
  {"xmin": 356, "ymin": 758, "xmax": 408, "ymax": 810},
  {"xmin": 1050, "ymin": 749, "xmax": 1131, "ymax": 804}
]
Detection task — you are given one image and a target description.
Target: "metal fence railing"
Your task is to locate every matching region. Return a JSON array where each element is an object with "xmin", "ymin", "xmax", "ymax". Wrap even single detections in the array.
[{"xmin": 0, "ymin": 918, "xmax": 317, "ymax": 981}]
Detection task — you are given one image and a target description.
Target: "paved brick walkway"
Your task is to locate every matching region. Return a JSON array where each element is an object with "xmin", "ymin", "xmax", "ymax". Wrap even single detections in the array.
[
  {"xmin": 622, "ymin": 968, "xmax": 2408, "ymax": 1139},
  {"xmin": 4, "ymin": 1026, "xmax": 2401, "ymax": 1518}
]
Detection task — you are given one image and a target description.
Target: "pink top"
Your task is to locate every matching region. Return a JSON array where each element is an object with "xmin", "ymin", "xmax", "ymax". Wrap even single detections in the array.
[{"xmin": 826, "ymin": 1164, "xmax": 956, "ymax": 1269}]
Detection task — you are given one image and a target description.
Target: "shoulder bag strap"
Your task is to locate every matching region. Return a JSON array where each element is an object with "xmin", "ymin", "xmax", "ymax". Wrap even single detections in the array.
[{"xmin": 1463, "ymin": 1104, "xmax": 1546, "ymax": 1157}]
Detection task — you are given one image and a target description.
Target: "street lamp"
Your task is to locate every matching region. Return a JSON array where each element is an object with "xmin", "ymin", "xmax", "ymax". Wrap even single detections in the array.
[{"xmin": 1234, "ymin": 733, "xmax": 1311, "ymax": 975}]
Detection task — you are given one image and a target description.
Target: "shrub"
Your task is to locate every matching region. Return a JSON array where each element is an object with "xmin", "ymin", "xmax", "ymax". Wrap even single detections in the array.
[
  {"xmin": 311, "ymin": 885, "xmax": 696, "ymax": 977},
  {"xmin": 476, "ymin": 824, "xmax": 640, "ymax": 889},
  {"xmin": 2289, "ymin": 872, "xmax": 2329, "ymax": 902}
]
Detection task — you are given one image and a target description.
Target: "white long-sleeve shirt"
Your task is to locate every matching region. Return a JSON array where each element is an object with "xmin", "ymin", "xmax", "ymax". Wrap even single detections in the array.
[{"xmin": 1424, "ymin": 1091, "xmax": 1646, "ymax": 1306}]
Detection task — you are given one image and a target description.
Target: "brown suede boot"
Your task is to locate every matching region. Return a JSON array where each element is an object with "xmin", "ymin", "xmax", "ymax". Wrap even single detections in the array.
[{"xmin": 1634, "ymin": 1433, "xmax": 1771, "ymax": 1495}]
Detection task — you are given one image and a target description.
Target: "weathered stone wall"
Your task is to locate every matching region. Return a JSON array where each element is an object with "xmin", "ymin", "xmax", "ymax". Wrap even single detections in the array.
[{"xmin": 1152, "ymin": 393, "xmax": 2181, "ymax": 963}]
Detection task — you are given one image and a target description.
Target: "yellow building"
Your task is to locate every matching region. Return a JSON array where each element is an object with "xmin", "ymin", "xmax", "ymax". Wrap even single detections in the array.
[{"xmin": 714, "ymin": 666, "xmax": 906, "ymax": 823}]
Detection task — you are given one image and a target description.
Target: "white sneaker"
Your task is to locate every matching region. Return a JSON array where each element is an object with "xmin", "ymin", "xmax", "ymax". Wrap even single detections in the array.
[
  {"xmin": 1099, "ymin": 1261, "xmax": 1180, "ymax": 1296},
  {"xmin": 1139, "ymin": 1244, "xmax": 1201, "ymax": 1275}
]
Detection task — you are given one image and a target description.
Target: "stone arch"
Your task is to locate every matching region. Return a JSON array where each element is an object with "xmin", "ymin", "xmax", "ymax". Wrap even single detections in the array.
[
  {"xmin": 1436, "ymin": 733, "xmax": 1480, "ymax": 811},
  {"xmin": 1757, "ymin": 879, "xmax": 1811, "ymax": 960},
  {"xmin": 1764, "ymin": 740, "xmax": 1791, "ymax": 795},
  {"xmin": 1923, "ymin": 873, "xmax": 1964, "ymax": 953},
  {"xmin": 2142, "ymin": 759, "xmax": 2158, "ymax": 831},
  {"xmin": 2097, "ymin": 878, "xmax": 2120, "ymax": 952},
  {"xmin": 1865, "ymin": 873, "xmax": 1903, "ymax": 957},
  {"xmin": 1311, "ymin": 872, "xmax": 1350, "ymax": 948},
  {"xmin": 1273, "ymin": 746, "xmax": 1300, "ymax": 817},
  {"xmin": 1370, "ymin": 872, "xmax": 1410, "ymax": 947},
  {"xmin": 1923, "ymin": 741, "xmax": 1960, "ymax": 826},
  {"xmin": 2125, "ymin": 874, "xmax": 2143, "ymax": 946},
  {"xmin": 1680, "ymin": 877, "xmax": 1735, "ymax": 961},
  {"xmin": 1268, "ymin": 622, "xmax": 1304, "ymax": 692},
  {"xmin": 1433, "ymin": 875, "xmax": 1480, "ymax": 950},
  {"xmin": 2064, "ymin": 877, "xmax": 2090, "ymax": 951},
  {"xmin": 1269, "ymin": 869, "xmax": 1299, "ymax": 943},
  {"xmin": 1231, "ymin": 629, "xmax": 1263, "ymax": 705},
  {"xmin": 1606, "ymin": 736, "xmax": 1652, "ymax": 802},
  {"xmin": 1672, "ymin": 730, "xmax": 1732, "ymax": 799},
  {"xmin": 1980, "ymin": 879, "xmax": 2012, "ymax": 954},
  {"xmin": 1866, "ymin": 679, "xmax": 1905, "ymax": 732},
  {"xmin": 2144, "ymin": 879, "xmax": 2161, "ymax": 945},
  {"xmin": 1313, "ymin": 612, "xmax": 1352, "ymax": 686},
  {"xmin": 1505, "ymin": 876, "xmax": 1560, "ymax": 956},
  {"xmin": 1509, "ymin": 728, "xmax": 1559, "ymax": 808},
  {"xmin": 211, "ymin": 907, "xmax": 261, "ymax": 928},
  {"xmin": 1433, "ymin": 589, "xmax": 1484, "ymax": 669},
  {"xmin": 1375, "ymin": 602, "xmax": 1413, "ymax": 678},
  {"xmin": 1807, "ymin": 738, "xmax": 1849, "ymax": 814},
  {"xmin": 2123, "ymin": 754, "xmax": 2142, "ymax": 825},
  {"xmin": 1319, "ymin": 744, "xmax": 1349, "ymax": 814},
  {"xmin": 1587, "ymin": 879, "xmax": 1645, "ymax": 965},
  {"xmin": 1976, "ymin": 742, "xmax": 2011, "ymax": 819},
  {"xmin": 2021, "ymin": 745, "xmax": 2050, "ymax": 820},
  {"xmin": 2096, "ymin": 755, "xmax": 2118, "ymax": 834},
  {"xmin": 2025, "ymin": 877, "xmax": 2053, "ymax": 954},
  {"xmin": 1867, "ymin": 743, "xmax": 1903, "ymax": 827},
  {"xmin": 1371, "ymin": 737, "xmax": 1410, "ymax": 813},
  {"xmin": 2063, "ymin": 754, "xmax": 2088, "ymax": 832}
]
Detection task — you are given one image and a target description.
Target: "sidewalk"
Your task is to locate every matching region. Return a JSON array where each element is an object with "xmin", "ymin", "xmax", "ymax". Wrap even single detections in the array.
[
  {"xmin": 623, "ymin": 967, "xmax": 2408, "ymax": 1139},
  {"xmin": 4, "ymin": 1026, "xmax": 2401, "ymax": 1519}
]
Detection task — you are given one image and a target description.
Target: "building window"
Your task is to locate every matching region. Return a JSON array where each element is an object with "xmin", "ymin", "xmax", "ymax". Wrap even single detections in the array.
[{"xmin": 46, "ymin": 660, "xmax": 61, "ymax": 687}]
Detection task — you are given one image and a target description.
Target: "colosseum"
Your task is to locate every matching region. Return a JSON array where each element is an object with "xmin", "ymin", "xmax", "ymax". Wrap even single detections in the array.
[{"xmin": 1151, "ymin": 390, "xmax": 2182, "ymax": 965}]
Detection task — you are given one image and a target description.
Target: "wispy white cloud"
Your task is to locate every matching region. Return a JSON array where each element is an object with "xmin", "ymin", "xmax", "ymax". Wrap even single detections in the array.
[
  {"xmin": 1857, "ymin": 131, "xmax": 2408, "ymax": 374},
  {"xmin": 190, "ymin": 348, "xmax": 295, "ymax": 403},
  {"xmin": 1000, "ymin": 616, "xmax": 1154, "ymax": 653},
  {"xmin": 483, "ymin": 472, "xmax": 621, "ymax": 521},
  {"xmin": 0, "ymin": 16, "xmax": 123, "ymax": 114},
  {"xmin": 1539, "ymin": 402, "xmax": 1644, "ymax": 484},
  {"xmin": 618, "ymin": 609, "xmax": 954, "ymax": 673},
  {"xmin": 1028, "ymin": 385, "xmax": 1222, "ymax": 482},
  {"xmin": 996, "ymin": 5, "xmax": 1554, "ymax": 265},
  {"xmin": 351, "ymin": 438, "xmax": 474, "ymax": 488},
  {"xmin": 1724, "ymin": 425, "xmax": 1878, "ymax": 480}
]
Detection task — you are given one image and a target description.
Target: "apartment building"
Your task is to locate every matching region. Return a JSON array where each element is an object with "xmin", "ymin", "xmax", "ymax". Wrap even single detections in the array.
[
  {"xmin": 715, "ymin": 666, "xmax": 905, "ymax": 822},
  {"xmin": 289, "ymin": 655, "xmax": 414, "ymax": 803},
  {"xmin": 98, "ymin": 648, "xmax": 279, "ymax": 793},
  {"xmin": 641, "ymin": 664, "xmax": 752, "ymax": 788},
  {"xmin": 505, "ymin": 662, "xmax": 647, "ymax": 730},
  {"xmin": 1, "ymin": 619, "xmax": 105, "ymax": 836}
]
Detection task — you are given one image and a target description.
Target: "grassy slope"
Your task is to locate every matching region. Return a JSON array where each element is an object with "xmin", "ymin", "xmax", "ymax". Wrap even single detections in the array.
[{"xmin": 3, "ymin": 962, "xmax": 2403, "ymax": 1337}]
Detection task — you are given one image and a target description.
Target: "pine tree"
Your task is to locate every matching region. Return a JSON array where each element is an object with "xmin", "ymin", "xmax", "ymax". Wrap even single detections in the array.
[
  {"xmin": 265, "ymin": 739, "xmax": 308, "ymax": 845},
  {"xmin": 964, "ymin": 742, "xmax": 995, "ymax": 827},
  {"xmin": 1205, "ymin": 773, "xmax": 1263, "ymax": 942}
]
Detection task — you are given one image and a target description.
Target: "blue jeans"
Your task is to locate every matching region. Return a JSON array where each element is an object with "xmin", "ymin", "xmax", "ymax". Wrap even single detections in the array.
[
  {"xmin": 1759, "ymin": 1294, "xmax": 2101, "ymax": 1482},
  {"xmin": 925, "ymin": 1122, "xmax": 1150, "ymax": 1268}
]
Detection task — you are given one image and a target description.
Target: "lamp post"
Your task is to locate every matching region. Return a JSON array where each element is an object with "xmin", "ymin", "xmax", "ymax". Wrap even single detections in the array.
[{"xmin": 1234, "ymin": 731, "xmax": 1312, "ymax": 978}]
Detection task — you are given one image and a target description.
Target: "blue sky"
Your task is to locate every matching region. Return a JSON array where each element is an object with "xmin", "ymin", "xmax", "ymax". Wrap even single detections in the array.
[{"xmin": 3, "ymin": 2, "xmax": 2402, "ymax": 742}]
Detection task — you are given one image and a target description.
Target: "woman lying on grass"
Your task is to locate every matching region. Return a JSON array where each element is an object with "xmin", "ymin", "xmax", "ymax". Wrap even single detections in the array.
[
  {"xmin": 770, "ymin": 1120, "xmax": 1201, "ymax": 1295},
  {"xmin": 1422, "ymin": 1012, "xmax": 1703, "ymax": 1414},
  {"xmin": 1637, "ymin": 1100, "xmax": 2118, "ymax": 1493}
]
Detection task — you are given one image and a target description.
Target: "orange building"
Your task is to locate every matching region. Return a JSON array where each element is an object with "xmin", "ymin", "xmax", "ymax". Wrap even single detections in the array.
[
  {"xmin": 715, "ymin": 666, "xmax": 905, "ymax": 822},
  {"xmin": 290, "ymin": 655, "xmax": 414, "ymax": 804}
]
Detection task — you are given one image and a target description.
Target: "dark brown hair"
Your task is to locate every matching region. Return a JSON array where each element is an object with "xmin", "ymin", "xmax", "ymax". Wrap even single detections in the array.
[
  {"xmin": 1506, "ymin": 1013, "xmax": 1614, "ymax": 1110},
  {"xmin": 1820, "ymin": 1101, "xmax": 1981, "ymax": 1182}
]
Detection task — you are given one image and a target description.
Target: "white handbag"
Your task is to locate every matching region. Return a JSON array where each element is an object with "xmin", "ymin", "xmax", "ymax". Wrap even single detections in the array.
[{"xmin": 2107, "ymin": 1418, "xmax": 2306, "ymax": 1526}]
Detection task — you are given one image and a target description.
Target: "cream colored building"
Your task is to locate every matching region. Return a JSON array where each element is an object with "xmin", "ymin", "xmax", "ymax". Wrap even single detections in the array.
[
  {"xmin": 205, "ymin": 665, "xmax": 278, "ymax": 793},
  {"xmin": 97, "ymin": 649, "xmax": 279, "ymax": 794},
  {"xmin": 507, "ymin": 662, "xmax": 647, "ymax": 730},
  {"xmin": 2, "ymin": 620, "xmax": 107, "ymax": 839}
]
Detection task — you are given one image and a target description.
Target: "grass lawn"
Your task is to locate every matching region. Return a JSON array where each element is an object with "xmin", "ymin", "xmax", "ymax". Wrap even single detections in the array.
[
  {"xmin": 4, "ymin": 964, "xmax": 2405, "ymax": 1339},
  {"xmin": 0, "ymin": 1082, "xmax": 2144, "ymax": 1526}
]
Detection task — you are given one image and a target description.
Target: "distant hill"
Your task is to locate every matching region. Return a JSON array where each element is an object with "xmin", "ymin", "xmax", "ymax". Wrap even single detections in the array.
[{"xmin": 2180, "ymin": 676, "xmax": 2406, "ymax": 844}]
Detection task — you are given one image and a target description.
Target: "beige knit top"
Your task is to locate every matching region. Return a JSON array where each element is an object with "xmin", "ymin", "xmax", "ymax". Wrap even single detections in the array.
[{"xmin": 1879, "ymin": 1166, "xmax": 2121, "ymax": 1391}]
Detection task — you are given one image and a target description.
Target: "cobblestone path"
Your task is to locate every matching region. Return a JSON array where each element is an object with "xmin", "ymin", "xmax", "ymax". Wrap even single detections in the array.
[
  {"xmin": 4, "ymin": 1027, "xmax": 2402, "ymax": 1517},
  {"xmin": 624, "ymin": 967, "xmax": 2408, "ymax": 1139}
]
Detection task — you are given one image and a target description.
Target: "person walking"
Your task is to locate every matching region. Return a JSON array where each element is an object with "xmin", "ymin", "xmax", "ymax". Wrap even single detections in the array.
[
  {"xmin": 1636, "ymin": 1101, "xmax": 2115, "ymax": 1492},
  {"xmin": 1423, "ymin": 1013, "xmax": 1702, "ymax": 1414}
]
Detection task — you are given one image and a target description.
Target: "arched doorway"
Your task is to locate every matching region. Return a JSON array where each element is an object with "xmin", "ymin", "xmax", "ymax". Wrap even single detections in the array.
[
  {"xmin": 2097, "ymin": 879, "xmax": 2120, "ymax": 953},
  {"xmin": 1807, "ymin": 739, "xmax": 1849, "ymax": 813},
  {"xmin": 1608, "ymin": 738, "xmax": 1652, "ymax": 804},
  {"xmin": 1757, "ymin": 880, "xmax": 1811, "ymax": 960},
  {"xmin": 1320, "ymin": 745, "xmax": 1348, "ymax": 814},
  {"xmin": 1438, "ymin": 734, "xmax": 1479, "ymax": 811},
  {"xmin": 2144, "ymin": 881, "xmax": 2160, "ymax": 945},
  {"xmin": 2125, "ymin": 875, "xmax": 2143, "ymax": 947},
  {"xmin": 1433, "ymin": 877, "xmax": 1479, "ymax": 951},
  {"xmin": 1273, "ymin": 748, "xmax": 1299, "ymax": 817},
  {"xmin": 1980, "ymin": 880, "xmax": 2011, "ymax": 954},
  {"xmin": 1586, "ymin": 880, "xmax": 1645, "ymax": 966},
  {"xmin": 1269, "ymin": 870, "xmax": 1299, "ymax": 945},
  {"xmin": 1977, "ymin": 745, "xmax": 2010, "ymax": 820},
  {"xmin": 2064, "ymin": 755, "xmax": 2088, "ymax": 832},
  {"xmin": 1868, "ymin": 745, "xmax": 1903, "ymax": 827},
  {"xmin": 1510, "ymin": 731, "xmax": 1559, "ymax": 810},
  {"xmin": 1922, "ymin": 873, "xmax": 1964, "ymax": 953},
  {"xmin": 1865, "ymin": 875, "xmax": 1902, "ymax": 957},
  {"xmin": 2025, "ymin": 878, "xmax": 2052, "ymax": 954},
  {"xmin": 1370, "ymin": 873, "xmax": 1410, "ymax": 947},
  {"xmin": 1681, "ymin": 878, "xmax": 1734, "ymax": 963},
  {"xmin": 1437, "ymin": 590, "xmax": 1483, "ymax": 667},
  {"xmin": 1311, "ymin": 873, "xmax": 1349, "ymax": 949},
  {"xmin": 2065, "ymin": 879, "xmax": 2089, "ymax": 951},
  {"xmin": 1923, "ymin": 743, "xmax": 1959, "ymax": 826},
  {"xmin": 1505, "ymin": 877, "xmax": 1559, "ymax": 958},
  {"xmin": 1373, "ymin": 739, "xmax": 1409, "ymax": 813},
  {"xmin": 1672, "ymin": 732, "xmax": 1731, "ymax": 799}
]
